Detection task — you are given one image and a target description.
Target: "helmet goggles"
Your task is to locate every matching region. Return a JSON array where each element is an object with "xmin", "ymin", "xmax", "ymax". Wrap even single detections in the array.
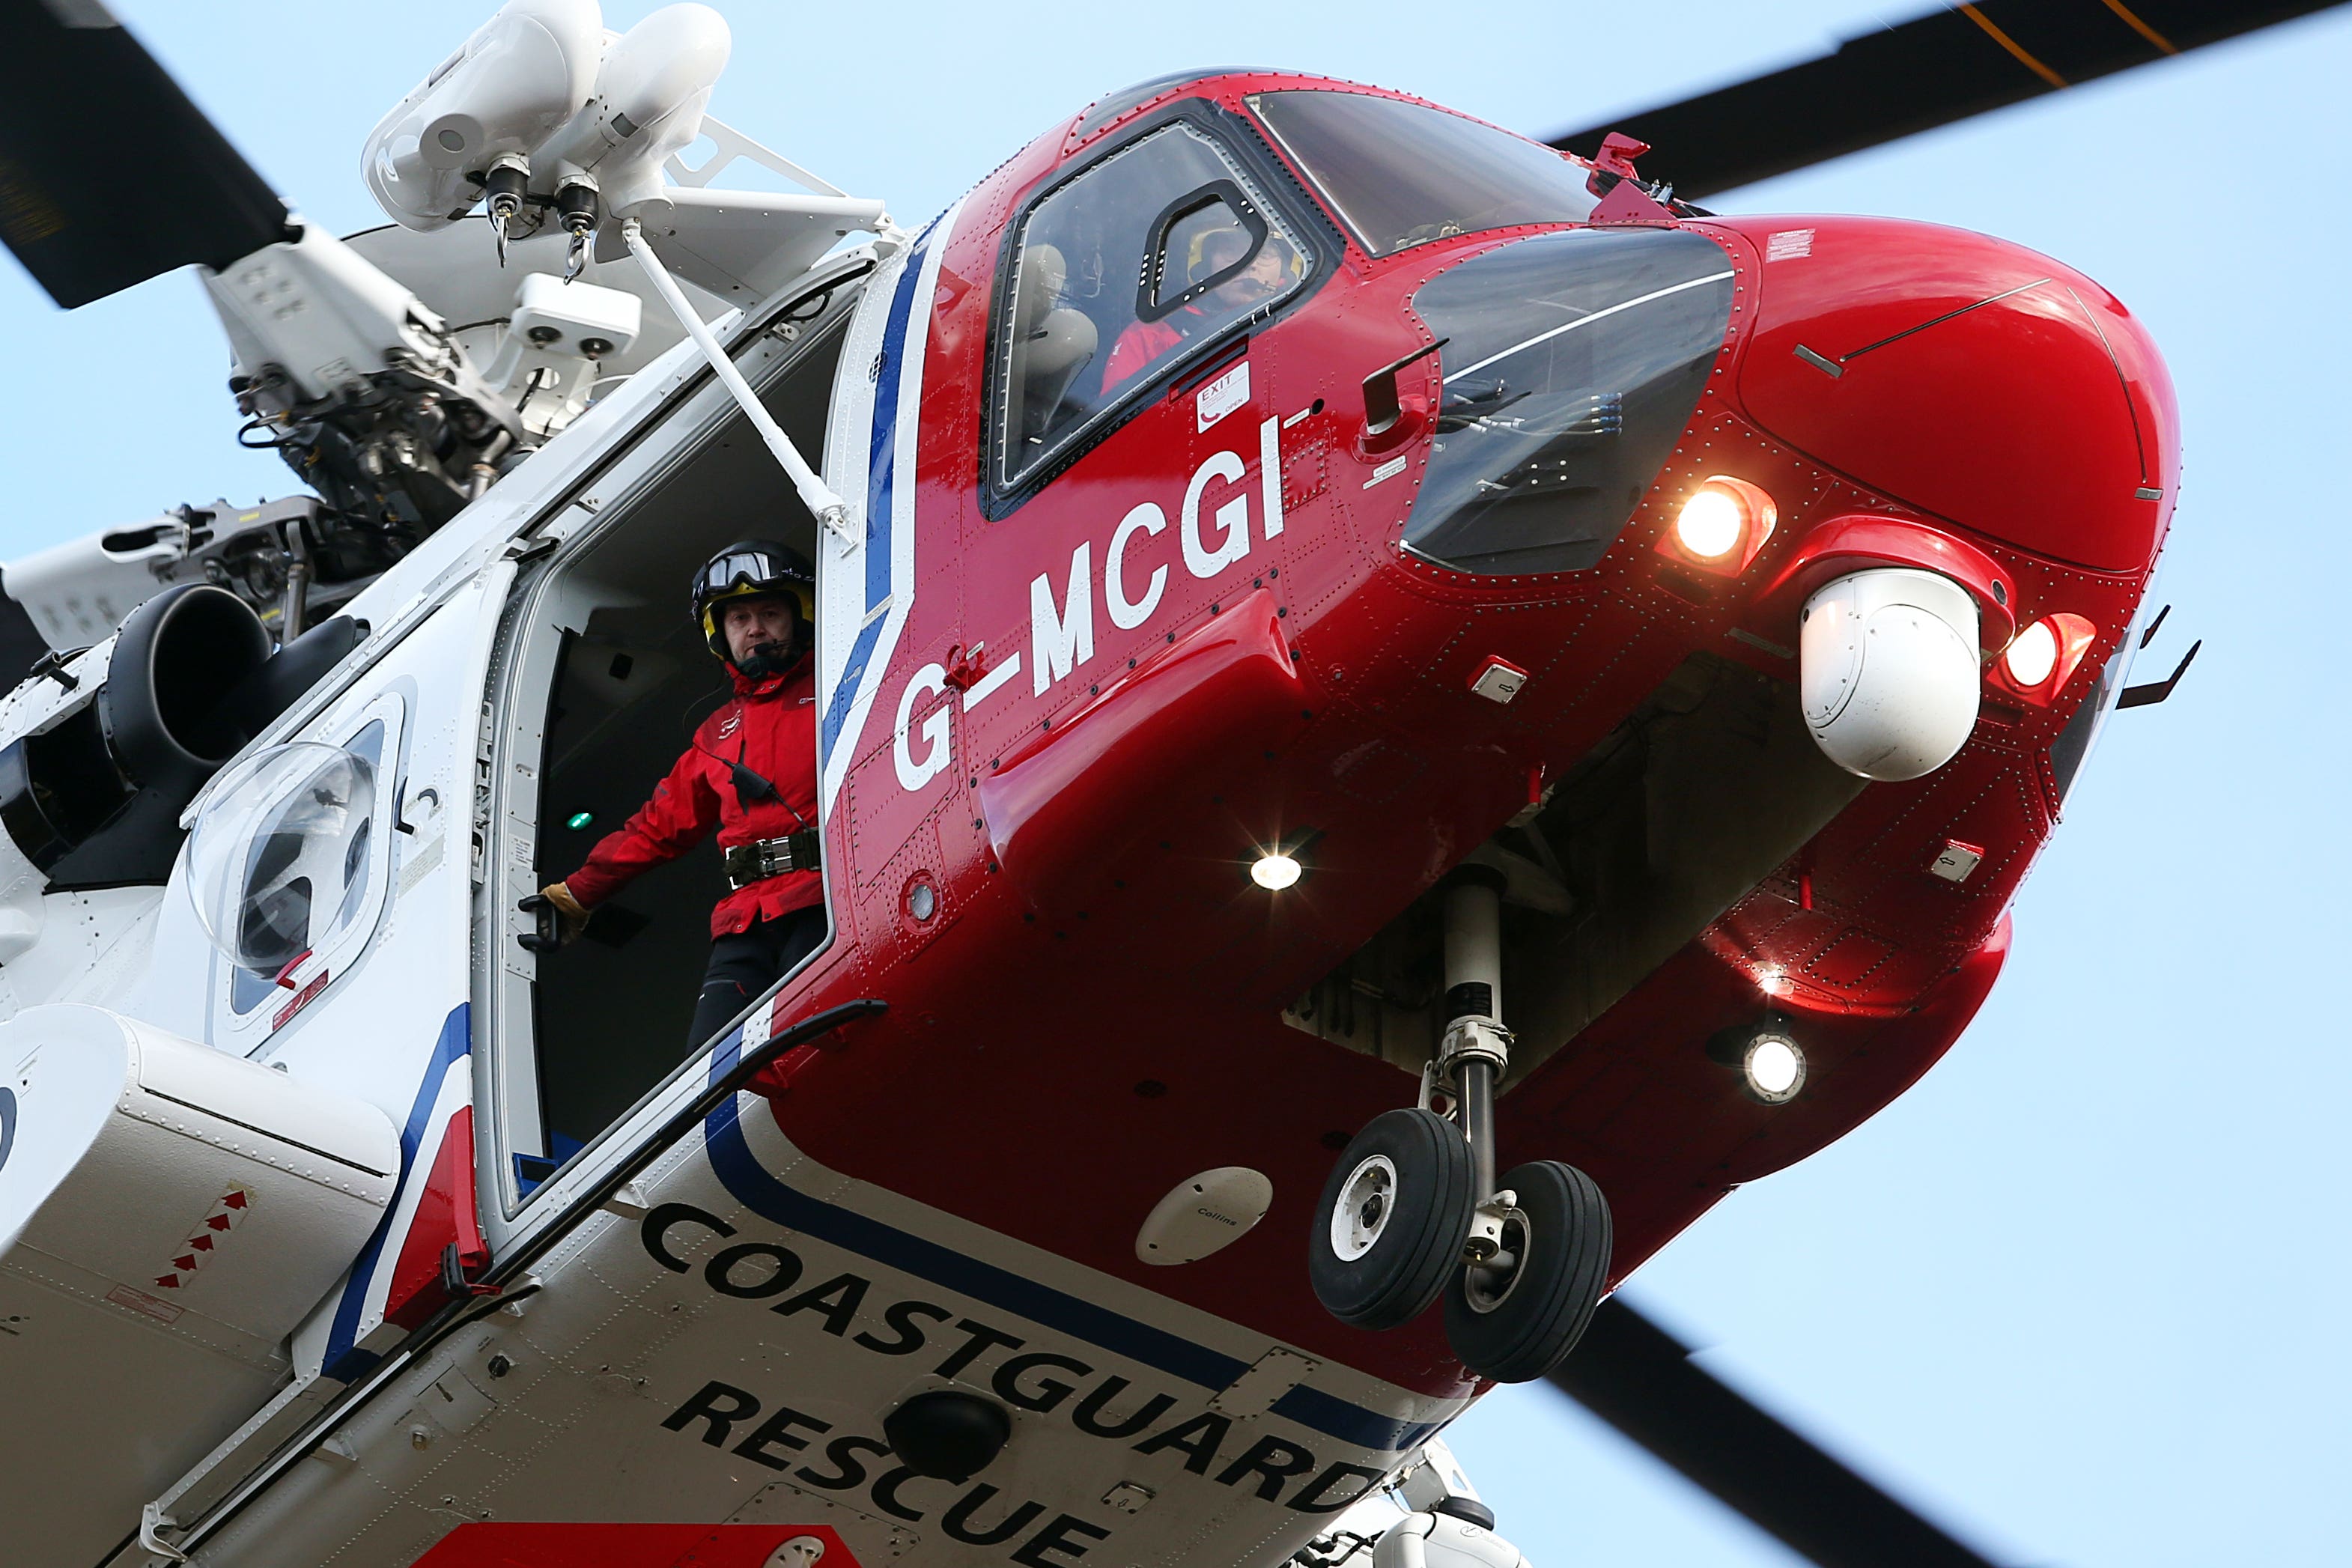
[{"xmin": 693, "ymin": 541, "xmax": 815, "ymax": 660}]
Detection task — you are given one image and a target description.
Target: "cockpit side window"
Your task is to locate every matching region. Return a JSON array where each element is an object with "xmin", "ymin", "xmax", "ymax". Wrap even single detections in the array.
[{"xmin": 992, "ymin": 121, "xmax": 1310, "ymax": 493}]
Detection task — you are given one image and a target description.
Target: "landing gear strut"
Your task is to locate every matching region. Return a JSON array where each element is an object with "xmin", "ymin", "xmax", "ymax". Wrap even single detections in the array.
[{"xmin": 1309, "ymin": 867, "xmax": 1611, "ymax": 1382}]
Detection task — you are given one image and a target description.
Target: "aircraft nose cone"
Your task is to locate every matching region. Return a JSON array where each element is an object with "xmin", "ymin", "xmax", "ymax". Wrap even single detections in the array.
[{"xmin": 1726, "ymin": 216, "xmax": 2176, "ymax": 573}]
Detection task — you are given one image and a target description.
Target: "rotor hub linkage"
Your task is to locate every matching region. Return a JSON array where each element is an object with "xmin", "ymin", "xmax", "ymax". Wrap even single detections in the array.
[
  {"xmin": 484, "ymin": 156, "xmax": 529, "ymax": 268},
  {"xmin": 556, "ymin": 179, "xmax": 599, "ymax": 281}
]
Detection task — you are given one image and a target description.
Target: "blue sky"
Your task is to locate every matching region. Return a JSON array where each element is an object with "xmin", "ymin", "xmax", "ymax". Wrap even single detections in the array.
[{"xmin": 5, "ymin": 4, "xmax": 2348, "ymax": 1564}]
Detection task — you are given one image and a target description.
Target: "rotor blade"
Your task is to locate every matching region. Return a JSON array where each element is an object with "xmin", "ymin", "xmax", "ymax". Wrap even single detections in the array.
[
  {"xmin": 1549, "ymin": 0, "xmax": 2352, "ymax": 198},
  {"xmin": 0, "ymin": 0, "xmax": 292, "ymax": 309},
  {"xmin": 1549, "ymin": 1298, "xmax": 2005, "ymax": 1568}
]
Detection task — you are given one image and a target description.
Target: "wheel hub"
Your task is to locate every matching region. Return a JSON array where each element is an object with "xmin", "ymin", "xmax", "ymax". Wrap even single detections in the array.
[
  {"xmin": 1460, "ymin": 1210, "xmax": 1530, "ymax": 1313},
  {"xmin": 1331, "ymin": 1154, "xmax": 1399, "ymax": 1261}
]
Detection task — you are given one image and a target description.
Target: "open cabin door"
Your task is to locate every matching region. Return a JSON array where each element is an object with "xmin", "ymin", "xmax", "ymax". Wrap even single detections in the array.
[{"xmin": 472, "ymin": 266, "xmax": 868, "ymax": 1243}]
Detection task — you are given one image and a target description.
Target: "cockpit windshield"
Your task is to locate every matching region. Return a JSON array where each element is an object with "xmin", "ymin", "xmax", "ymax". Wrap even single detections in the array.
[
  {"xmin": 1248, "ymin": 90, "xmax": 1599, "ymax": 257},
  {"xmin": 1073, "ymin": 67, "xmax": 1267, "ymax": 141}
]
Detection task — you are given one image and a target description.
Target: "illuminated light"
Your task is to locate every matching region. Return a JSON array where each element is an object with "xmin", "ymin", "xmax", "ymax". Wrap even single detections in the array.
[
  {"xmin": 565, "ymin": 811, "xmax": 595, "ymax": 831},
  {"xmin": 1676, "ymin": 487, "xmax": 1748, "ymax": 559},
  {"xmin": 1251, "ymin": 853, "xmax": 1303, "ymax": 891},
  {"xmin": 1665, "ymin": 476, "xmax": 1779, "ymax": 574},
  {"xmin": 1743, "ymin": 1031, "xmax": 1805, "ymax": 1103},
  {"xmin": 1755, "ymin": 964, "xmax": 1790, "ymax": 997},
  {"xmin": 1992, "ymin": 611, "xmax": 2098, "ymax": 707},
  {"xmin": 2003, "ymin": 620, "xmax": 2059, "ymax": 687}
]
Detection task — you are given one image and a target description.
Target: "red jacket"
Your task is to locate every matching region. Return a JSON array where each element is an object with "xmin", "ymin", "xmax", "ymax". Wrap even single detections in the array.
[
  {"xmin": 1100, "ymin": 303, "xmax": 1209, "ymax": 395},
  {"xmin": 564, "ymin": 656, "xmax": 821, "ymax": 938}
]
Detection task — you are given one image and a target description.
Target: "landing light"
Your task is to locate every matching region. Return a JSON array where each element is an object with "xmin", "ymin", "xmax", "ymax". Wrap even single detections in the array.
[
  {"xmin": 2002, "ymin": 620, "xmax": 2059, "ymax": 687},
  {"xmin": 1708, "ymin": 1015, "xmax": 1808, "ymax": 1104},
  {"xmin": 1743, "ymin": 1030, "xmax": 1806, "ymax": 1104},
  {"xmin": 1251, "ymin": 853, "xmax": 1303, "ymax": 891},
  {"xmin": 1666, "ymin": 476, "xmax": 1778, "ymax": 574},
  {"xmin": 1991, "ymin": 612, "xmax": 2097, "ymax": 706},
  {"xmin": 1676, "ymin": 488, "xmax": 1747, "ymax": 559}
]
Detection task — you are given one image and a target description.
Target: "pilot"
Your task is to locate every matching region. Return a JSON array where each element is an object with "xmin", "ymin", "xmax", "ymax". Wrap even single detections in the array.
[
  {"xmin": 534, "ymin": 542, "xmax": 827, "ymax": 1048},
  {"xmin": 1100, "ymin": 226, "xmax": 1289, "ymax": 394}
]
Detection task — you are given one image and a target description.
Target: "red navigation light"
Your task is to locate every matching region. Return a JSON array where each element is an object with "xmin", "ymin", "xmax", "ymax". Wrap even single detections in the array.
[
  {"xmin": 1662, "ymin": 476, "xmax": 1777, "ymax": 575},
  {"xmin": 1992, "ymin": 613, "xmax": 2099, "ymax": 705}
]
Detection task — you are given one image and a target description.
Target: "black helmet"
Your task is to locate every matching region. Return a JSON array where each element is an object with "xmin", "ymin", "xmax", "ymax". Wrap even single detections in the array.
[{"xmin": 692, "ymin": 541, "xmax": 814, "ymax": 662}]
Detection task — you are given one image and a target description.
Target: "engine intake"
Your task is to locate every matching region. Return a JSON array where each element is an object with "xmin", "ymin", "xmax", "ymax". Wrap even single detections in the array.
[
  {"xmin": 0, "ymin": 586, "xmax": 365, "ymax": 887},
  {"xmin": 103, "ymin": 583, "xmax": 273, "ymax": 801}
]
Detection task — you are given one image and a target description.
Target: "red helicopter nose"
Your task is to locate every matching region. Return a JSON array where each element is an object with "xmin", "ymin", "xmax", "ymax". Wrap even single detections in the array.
[{"xmin": 1722, "ymin": 216, "xmax": 2176, "ymax": 574}]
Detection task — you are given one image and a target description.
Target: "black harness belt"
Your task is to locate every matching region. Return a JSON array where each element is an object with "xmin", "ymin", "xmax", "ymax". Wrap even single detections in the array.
[{"xmin": 723, "ymin": 830, "xmax": 821, "ymax": 888}]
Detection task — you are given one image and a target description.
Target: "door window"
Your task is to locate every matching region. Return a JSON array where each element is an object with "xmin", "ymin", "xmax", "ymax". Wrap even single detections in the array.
[
  {"xmin": 188, "ymin": 694, "xmax": 404, "ymax": 1045},
  {"xmin": 994, "ymin": 121, "xmax": 1310, "ymax": 489},
  {"xmin": 223, "ymin": 719, "xmax": 389, "ymax": 1015}
]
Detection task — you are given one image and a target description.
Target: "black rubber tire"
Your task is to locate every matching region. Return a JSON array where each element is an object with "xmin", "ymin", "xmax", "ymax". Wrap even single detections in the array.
[
  {"xmin": 1310, "ymin": 1107, "xmax": 1475, "ymax": 1330},
  {"xmin": 1443, "ymin": 1159, "xmax": 1613, "ymax": 1383}
]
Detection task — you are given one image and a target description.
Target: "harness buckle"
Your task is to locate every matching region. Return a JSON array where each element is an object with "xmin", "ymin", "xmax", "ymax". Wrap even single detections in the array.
[{"xmin": 723, "ymin": 830, "xmax": 821, "ymax": 890}]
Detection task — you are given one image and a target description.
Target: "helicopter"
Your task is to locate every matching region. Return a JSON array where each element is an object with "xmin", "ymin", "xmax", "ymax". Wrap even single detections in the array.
[{"xmin": 0, "ymin": 3, "xmax": 2306, "ymax": 1567}]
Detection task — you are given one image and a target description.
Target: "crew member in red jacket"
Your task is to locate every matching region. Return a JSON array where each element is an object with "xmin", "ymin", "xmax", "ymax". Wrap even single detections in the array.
[
  {"xmin": 1099, "ymin": 227, "xmax": 1292, "ymax": 395},
  {"xmin": 532, "ymin": 541, "xmax": 827, "ymax": 1048}
]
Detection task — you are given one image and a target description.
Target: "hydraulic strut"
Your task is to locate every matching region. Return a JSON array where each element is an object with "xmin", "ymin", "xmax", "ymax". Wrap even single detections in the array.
[
  {"xmin": 1437, "ymin": 865, "xmax": 1513, "ymax": 1259},
  {"xmin": 622, "ymin": 216, "xmax": 854, "ymax": 547}
]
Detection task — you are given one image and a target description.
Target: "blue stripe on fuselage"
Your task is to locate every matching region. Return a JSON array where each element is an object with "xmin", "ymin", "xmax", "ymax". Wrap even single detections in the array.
[
  {"xmin": 820, "ymin": 613, "xmax": 890, "ymax": 766},
  {"xmin": 864, "ymin": 251, "xmax": 924, "ymax": 610},
  {"xmin": 699, "ymin": 1031, "xmax": 1447, "ymax": 1453},
  {"xmin": 321, "ymin": 1003, "xmax": 470, "ymax": 1382},
  {"xmin": 821, "ymin": 226, "xmax": 935, "ymax": 758}
]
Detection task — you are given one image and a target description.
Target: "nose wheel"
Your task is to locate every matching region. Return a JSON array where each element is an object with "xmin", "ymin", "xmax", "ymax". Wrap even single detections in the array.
[
  {"xmin": 1308, "ymin": 1128, "xmax": 1611, "ymax": 1381},
  {"xmin": 1443, "ymin": 1159, "xmax": 1612, "ymax": 1384},
  {"xmin": 1307, "ymin": 866, "xmax": 1613, "ymax": 1382},
  {"xmin": 1309, "ymin": 1107, "xmax": 1474, "ymax": 1329}
]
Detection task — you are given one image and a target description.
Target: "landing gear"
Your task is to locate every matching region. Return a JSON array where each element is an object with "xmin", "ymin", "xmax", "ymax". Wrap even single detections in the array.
[
  {"xmin": 1309, "ymin": 866, "xmax": 1612, "ymax": 1382},
  {"xmin": 1443, "ymin": 1159, "xmax": 1611, "ymax": 1384},
  {"xmin": 1310, "ymin": 1107, "xmax": 1474, "ymax": 1329}
]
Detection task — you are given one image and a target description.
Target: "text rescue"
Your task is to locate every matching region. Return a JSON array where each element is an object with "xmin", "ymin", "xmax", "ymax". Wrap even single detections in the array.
[{"xmin": 645, "ymin": 1200, "xmax": 1388, "ymax": 1563}]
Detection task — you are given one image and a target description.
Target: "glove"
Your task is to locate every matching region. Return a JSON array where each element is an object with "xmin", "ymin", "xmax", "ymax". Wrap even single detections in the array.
[{"xmin": 523, "ymin": 881, "xmax": 592, "ymax": 948}]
